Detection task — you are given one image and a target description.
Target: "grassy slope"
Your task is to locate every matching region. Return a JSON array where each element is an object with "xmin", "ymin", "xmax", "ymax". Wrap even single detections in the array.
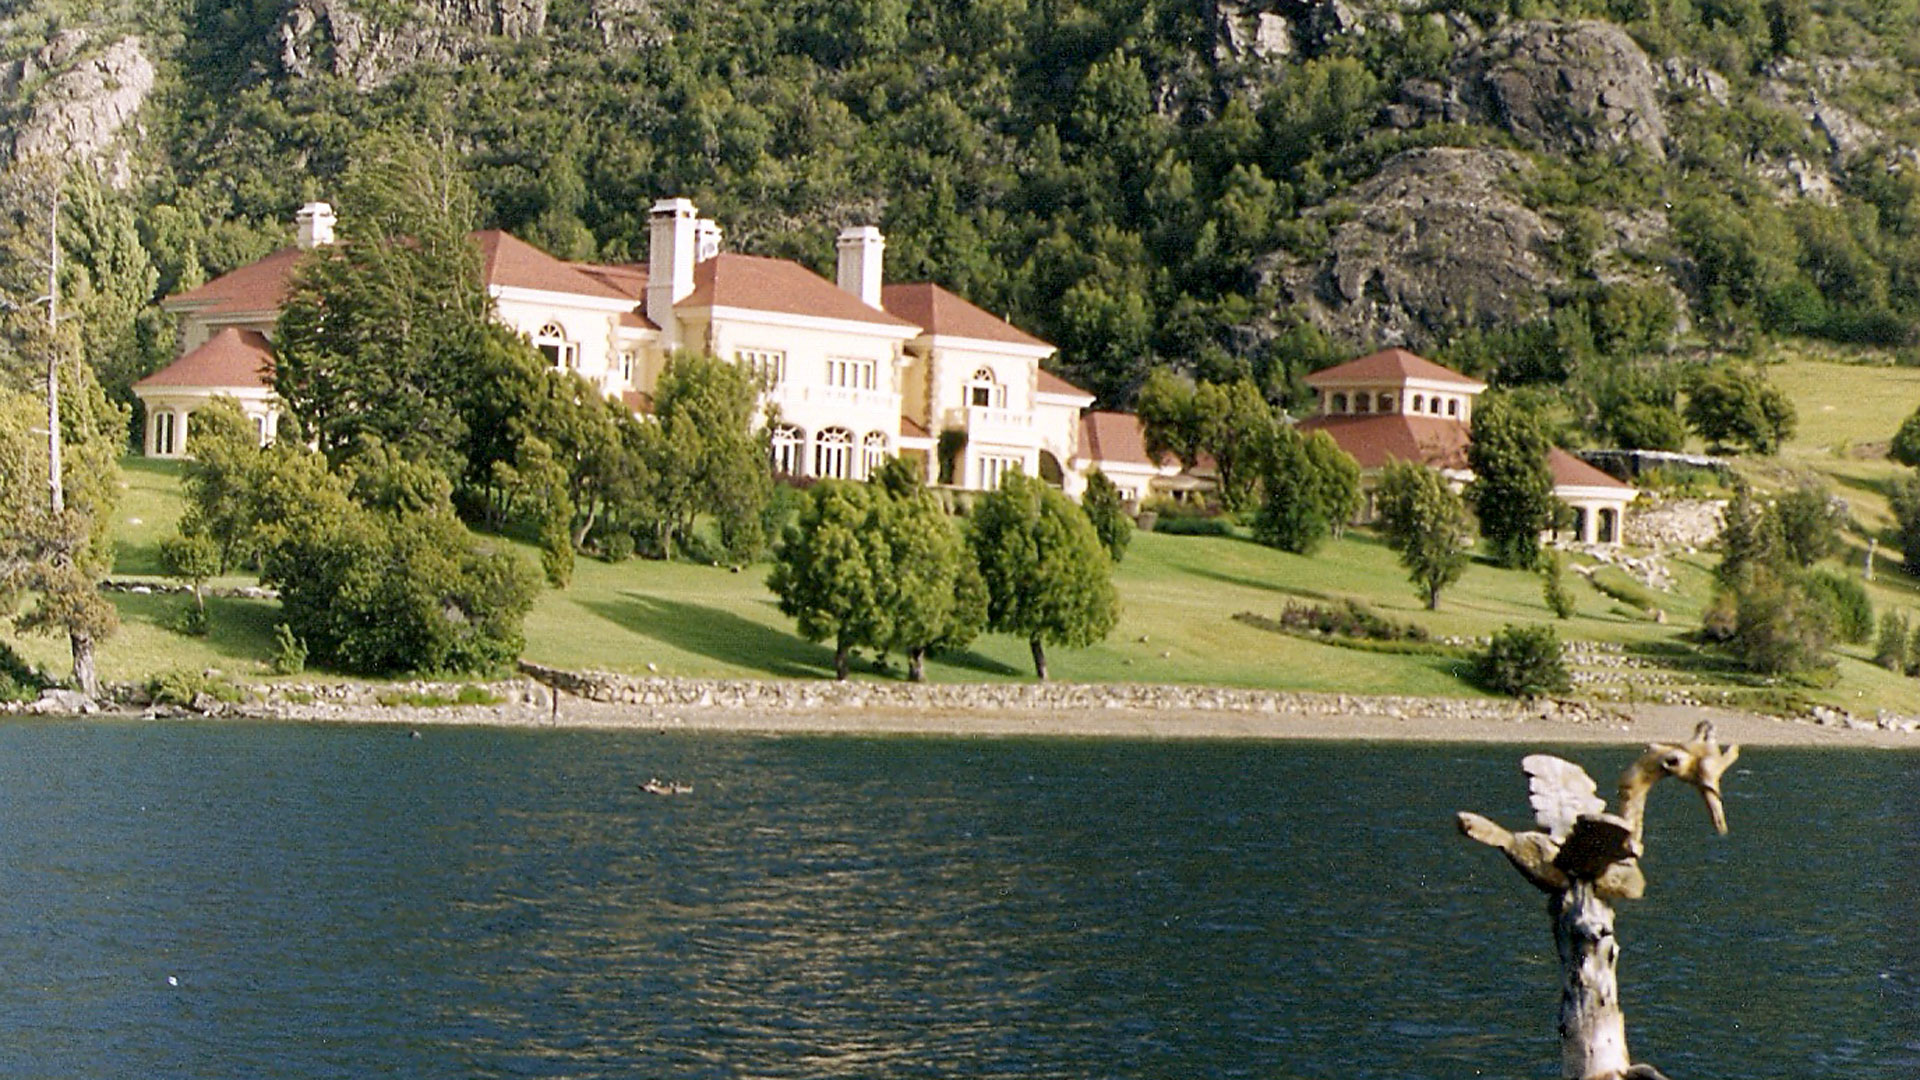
[{"xmin": 7, "ymin": 354, "xmax": 1920, "ymax": 711}]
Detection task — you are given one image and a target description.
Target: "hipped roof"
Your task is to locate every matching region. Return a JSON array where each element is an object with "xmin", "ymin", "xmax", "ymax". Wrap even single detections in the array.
[
  {"xmin": 1306, "ymin": 348, "xmax": 1487, "ymax": 389},
  {"xmin": 881, "ymin": 282, "xmax": 1050, "ymax": 348},
  {"xmin": 134, "ymin": 327, "xmax": 274, "ymax": 390},
  {"xmin": 682, "ymin": 253, "xmax": 918, "ymax": 328}
]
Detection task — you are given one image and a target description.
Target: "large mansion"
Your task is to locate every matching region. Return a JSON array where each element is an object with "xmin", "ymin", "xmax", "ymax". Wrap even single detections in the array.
[
  {"xmin": 135, "ymin": 200, "xmax": 1188, "ymax": 504},
  {"xmin": 1298, "ymin": 348, "xmax": 1636, "ymax": 546}
]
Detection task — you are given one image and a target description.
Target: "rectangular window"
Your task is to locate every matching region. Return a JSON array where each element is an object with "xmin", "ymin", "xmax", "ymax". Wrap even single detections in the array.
[
  {"xmin": 826, "ymin": 356, "xmax": 877, "ymax": 390},
  {"xmin": 735, "ymin": 348, "xmax": 785, "ymax": 385},
  {"xmin": 977, "ymin": 454, "xmax": 1021, "ymax": 491},
  {"xmin": 538, "ymin": 342, "xmax": 579, "ymax": 371}
]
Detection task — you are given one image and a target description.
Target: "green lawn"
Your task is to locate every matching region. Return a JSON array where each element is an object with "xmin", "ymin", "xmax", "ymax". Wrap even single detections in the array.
[{"xmin": 9, "ymin": 389, "xmax": 1920, "ymax": 716}]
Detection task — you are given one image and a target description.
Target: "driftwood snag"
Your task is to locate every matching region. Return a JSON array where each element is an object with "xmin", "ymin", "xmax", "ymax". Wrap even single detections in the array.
[{"xmin": 1457, "ymin": 721, "xmax": 1738, "ymax": 1080}]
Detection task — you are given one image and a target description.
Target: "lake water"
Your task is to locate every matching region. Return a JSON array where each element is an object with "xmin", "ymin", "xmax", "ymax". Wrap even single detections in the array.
[{"xmin": 0, "ymin": 720, "xmax": 1912, "ymax": 1078}]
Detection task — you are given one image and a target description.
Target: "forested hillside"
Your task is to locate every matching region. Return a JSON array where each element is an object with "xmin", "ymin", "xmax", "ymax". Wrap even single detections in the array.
[{"xmin": 6, "ymin": 0, "xmax": 1920, "ymax": 425}]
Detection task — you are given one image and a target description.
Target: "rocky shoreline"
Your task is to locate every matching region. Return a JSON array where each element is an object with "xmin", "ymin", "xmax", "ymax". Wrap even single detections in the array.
[{"xmin": 7, "ymin": 662, "xmax": 1916, "ymax": 748}]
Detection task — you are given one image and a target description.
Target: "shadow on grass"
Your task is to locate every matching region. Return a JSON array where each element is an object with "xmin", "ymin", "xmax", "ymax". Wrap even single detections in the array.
[
  {"xmin": 583, "ymin": 593, "xmax": 836, "ymax": 678},
  {"xmin": 927, "ymin": 647, "xmax": 1025, "ymax": 678},
  {"xmin": 1178, "ymin": 565, "xmax": 1334, "ymax": 602},
  {"xmin": 110, "ymin": 591, "xmax": 279, "ymax": 667}
]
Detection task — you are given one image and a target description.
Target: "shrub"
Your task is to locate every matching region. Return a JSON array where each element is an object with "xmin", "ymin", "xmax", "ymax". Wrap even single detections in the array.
[
  {"xmin": 1474, "ymin": 624, "xmax": 1571, "ymax": 697},
  {"xmin": 1589, "ymin": 566, "xmax": 1661, "ymax": 614},
  {"xmin": 1153, "ymin": 514, "xmax": 1235, "ymax": 536},
  {"xmin": 600, "ymin": 530, "xmax": 635, "ymax": 562},
  {"xmin": 0, "ymin": 642, "xmax": 44, "ymax": 703},
  {"xmin": 375, "ymin": 685, "xmax": 503, "ymax": 708},
  {"xmin": 1772, "ymin": 485, "xmax": 1844, "ymax": 567},
  {"xmin": 1727, "ymin": 574, "xmax": 1833, "ymax": 677},
  {"xmin": 170, "ymin": 602, "xmax": 211, "ymax": 637},
  {"xmin": 1872, "ymin": 611, "xmax": 1910, "ymax": 673},
  {"xmin": 1542, "ymin": 552, "xmax": 1576, "ymax": 619},
  {"xmin": 147, "ymin": 669, "xmax": 245, "ymax": 707},
  {"xmin": 1799, "ymin": 569, "xmax": 1873, "ymax": 645},
  {"xmin": 1277, "ymin": 600, "xmax": 1429, "ymax": 642},
  {"xmin": 1081, "ymin": 470, "xmax": 1133, "ymax": 563},
  {"xmin": 269, "ymin": 623, "xmax": 308, "ymax": 676}
]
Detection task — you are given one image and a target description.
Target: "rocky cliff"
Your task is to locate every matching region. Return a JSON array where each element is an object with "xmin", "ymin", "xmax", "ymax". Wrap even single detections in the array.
[{"xmin": 2, "ymin": 31, "xmax": 154, "ymax": 187}]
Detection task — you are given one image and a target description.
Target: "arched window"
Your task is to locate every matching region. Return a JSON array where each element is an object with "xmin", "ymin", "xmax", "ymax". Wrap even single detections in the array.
[
  {"xmin": 814, "ymin": 427, "xmax": 854, "ymax": 479},
  {"xmin": 1330, "ymin": 392, "xmax": 1348, "ymax": 414},
  {"xmin": 966, "ymin": 366, "xmax": 1004, "ymax": 408},
  {"xmin": 1412, "ymin": 394, "xmax": 1424, "ymax": 413},
  {"xmin": 535, "ymin": 322, "xmax": 577, "ymax": 370},
  {"xmin": 771, "ymin": 424, "xmax": 804, "ymax": 477},
  {"xmin": 1355, "ymin": 393, "xmax": 1372, "ymax": 414},
  {"xmin": 862, "ymin": 432, "xmax": 890, "ymax": 478},
  {"xmin": 1447, "ymin": 398, "xmax": 1460, "ymax": 418},
  {"xmin": 1377, "ymin": 393, "xmax": 1394, "ymax": 412}
]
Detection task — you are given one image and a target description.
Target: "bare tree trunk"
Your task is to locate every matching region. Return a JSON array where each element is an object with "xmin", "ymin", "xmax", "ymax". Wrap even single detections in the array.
[
  {"xmin": 1552, "ymin": 881, "xmax": 1631, "ymax": 1080},
  {"xmin": 833, "ymin": 641, "xmax": 850, "ymax": 681},
  {"xmin": 1030, "ymin": 636, "xmax": 1048, "ymax": 681},
  {"xmin": 70, "ymin": 631, "xmax": 97, "ymax": 698}
]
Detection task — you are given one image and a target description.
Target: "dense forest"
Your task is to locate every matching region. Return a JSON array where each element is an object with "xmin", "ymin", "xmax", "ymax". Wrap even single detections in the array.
[{"xmin": 6, "ymin": 0, "xmax": 1920, "ymax": 432}]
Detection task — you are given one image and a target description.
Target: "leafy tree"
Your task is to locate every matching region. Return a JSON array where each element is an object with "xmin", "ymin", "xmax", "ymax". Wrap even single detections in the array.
[
  {"xmin": 175, "ymin": 397, "xmax": 265, "ymax": 571},
  {"xmin": 255, "ymin": 446, "xmax": 538, "ymax": 675},
  {"xmin": 1080, "ymin": 470, "xmax": 1133, "ymax": 563},
  {"xmin": 1475, "ymin": 624, "xmax": 1571, "ymax": 698},
  {"xmin": 0, "ymin": 161, "xmax": 124, "ymax": 694},
  {"xmin": 1253, "ymin": 427, "xmax": 1361, "ymax": 554},
  {"xmin": 1772, "ymin": 483, "xmax": 1844, "ymax": 567},
  {"xmin": 273, "ymin": 135, "xmax": 494, "ymax": 480},
  {"xmin": 1683, "ymin": 365, "xmax": 1797, "ymax": 454},
  {"xmin": 1726, "ymin": 570, "xmax": 1833, "ymax": 677},
  {"xmin": 969, "ymin": 471, "xmax": 1118, "ymax": 680},
  {"xmin": 1872, "ymin": 610, "xmax": 1910, "ymax": 673},
  {"xmin": 768, "ymin": 481, "xmax": 889, "ymax": 680},
  {"xmin": 1800, "ymin": 569, "xmax": 1873, "ymax": 645},
  {"xmin": 1468, "ymin": 396, "xmax": 1560, "ymax": 570},
  {"xmin": 1890, "ymin": 407, "xmax": 1920, "ymax": 468},
  {"xmin": 874, "ymin": 488, "xmax": 986, "ymax": 681},
  {"xmin": 158, "ymin": 531, "xmax": 219, "ymax": 629},
  {"xmin": 1889, "ymin": 472, "xmax": 1920, "ymax": 574},
  {"xmin": 643, "ymin": 352, "xmax": 772, "ymax": 561},
  {"xmin": 1374, "ymin": 461, "xmax": 1473, "ymax": 611},
  {"xmin": 1607, "ymin": 402, "xmax": 1690, "ymax": 452}
]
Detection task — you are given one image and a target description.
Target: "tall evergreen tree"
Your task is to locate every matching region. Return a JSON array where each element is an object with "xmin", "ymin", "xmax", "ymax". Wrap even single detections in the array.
[{"xmin": 1468, "ymin": 396, "xmax": 1560, "ymax": 570}]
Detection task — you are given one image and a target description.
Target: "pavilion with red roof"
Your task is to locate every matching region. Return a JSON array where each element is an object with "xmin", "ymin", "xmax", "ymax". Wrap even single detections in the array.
[{"xmin": 1300, "ymin": 348, "xmax": 1637, "ymax": 546}]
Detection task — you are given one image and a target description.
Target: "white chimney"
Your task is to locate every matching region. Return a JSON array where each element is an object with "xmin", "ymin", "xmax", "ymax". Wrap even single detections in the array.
[
  {"xmin": 836, "ymin": 225, "xmax": 885, "ymax": 308},
  {"xmin": 694, "ymin": 218, "xmax": 723, "ymax": 263},
  {"xmin": 295, "ymin": 202, "xmax": 336, "ymax": 249},
  {"xmin": 648, "ymin": 197, "xmax": 699, "ymax": 340}
]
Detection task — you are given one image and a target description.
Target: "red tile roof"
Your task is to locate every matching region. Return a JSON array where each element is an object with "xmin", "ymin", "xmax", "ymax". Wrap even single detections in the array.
[
  {"xmin": 621, "ymin": 389, "xmax": 655, "ymax": 415},
  {"xmin": 1548, "ymin": 448, "xmax": 1634, "ymax": 490},
  {"xmin": 1077, "ymin": 410, "xmax": 1169, "ymax": 468},
  {"xmin": 1305, "ymin": 348, "xmax": 1487, "ymax": 389},
  {"xmin": 683, "ymin": 253, "xmax": 919, "ymax": 328},
  {"xmin": 570, "ymin": 262, "xmax": 648, "ymax": 300},
  {"xmin": 1296, "ymin": 413, "xmax": 1473, "ymax": 471},
  {"xmin": 134, "ymin": 327, "xmax": 274, "ymax": 390},
  {"xmin": 474, "ymin": 230, "xmax": 632, "ymax": 301},
  {"xmin": 1036, "ymin": 368, "xmax": 1094, "ymax": 399},
  {"xmin": 162, "ymin": 246, "xmax": 306, "ymax": 315},
  {"xmin": 881, "ymin": 282, "xmax": 1050, "ymax": 348}
]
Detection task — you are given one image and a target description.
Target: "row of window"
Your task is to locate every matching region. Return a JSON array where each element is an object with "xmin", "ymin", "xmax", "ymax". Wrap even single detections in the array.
[
  {"xmin": 770, "ymin": 424, "xmax": 891, "ymax": 480},
  {"xmin": 1327, "ymin": 391, "xmax": 1462, "ymax": 418}
]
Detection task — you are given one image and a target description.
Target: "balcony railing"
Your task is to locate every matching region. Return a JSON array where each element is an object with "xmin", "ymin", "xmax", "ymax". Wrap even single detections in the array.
[
  {"xmin": 766, "ymin": 383, "xmax": 900, "ymax": 415},
  {"xmin": 965, "ymin": 404, "xmax": 1034, "ymax": 441}
]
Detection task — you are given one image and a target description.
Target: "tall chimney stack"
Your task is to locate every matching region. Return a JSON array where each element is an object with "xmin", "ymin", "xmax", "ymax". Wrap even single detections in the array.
[
  {"xmin": 694, "ymin": 218, "xmax": 723, "ymax": 263},
  {"xmin": 648, "ymin": 197, "xmax": 699, "ymax": 343},
  {"xmin": 296, "ymin": 202, "xmax": 336, "ymax": 249},
  {"xmin": 836, "ymin": 226, "xmax": 885, "ymax": 309}
]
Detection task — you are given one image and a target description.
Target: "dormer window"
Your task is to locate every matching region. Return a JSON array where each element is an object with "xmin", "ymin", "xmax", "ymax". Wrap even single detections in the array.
[
  {"xmin": 1330, "ymin": 392, "xmax": 1348, "ymax": 414},
  {"xmin": 1377, "ymin": 393, "xmax": 1393, "ymax": 412},
  {"xmin": 1412, "ymin": 394, "xmax": 1424, "ymax": 413},
  {"xmin": 1448, "ymin": 399, "xmax": 1460, "ymax": 418},
  {"xmin": 535, "ymin": 323, "xmax": 577, "ymax": 371},
  {"xmin": 967, "ymin": 367, "xmax": 1004, "ymax": 408},
  {"xmin": 1355, "ymin": 393, "xmax": 1371, "ymax": 414}
]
